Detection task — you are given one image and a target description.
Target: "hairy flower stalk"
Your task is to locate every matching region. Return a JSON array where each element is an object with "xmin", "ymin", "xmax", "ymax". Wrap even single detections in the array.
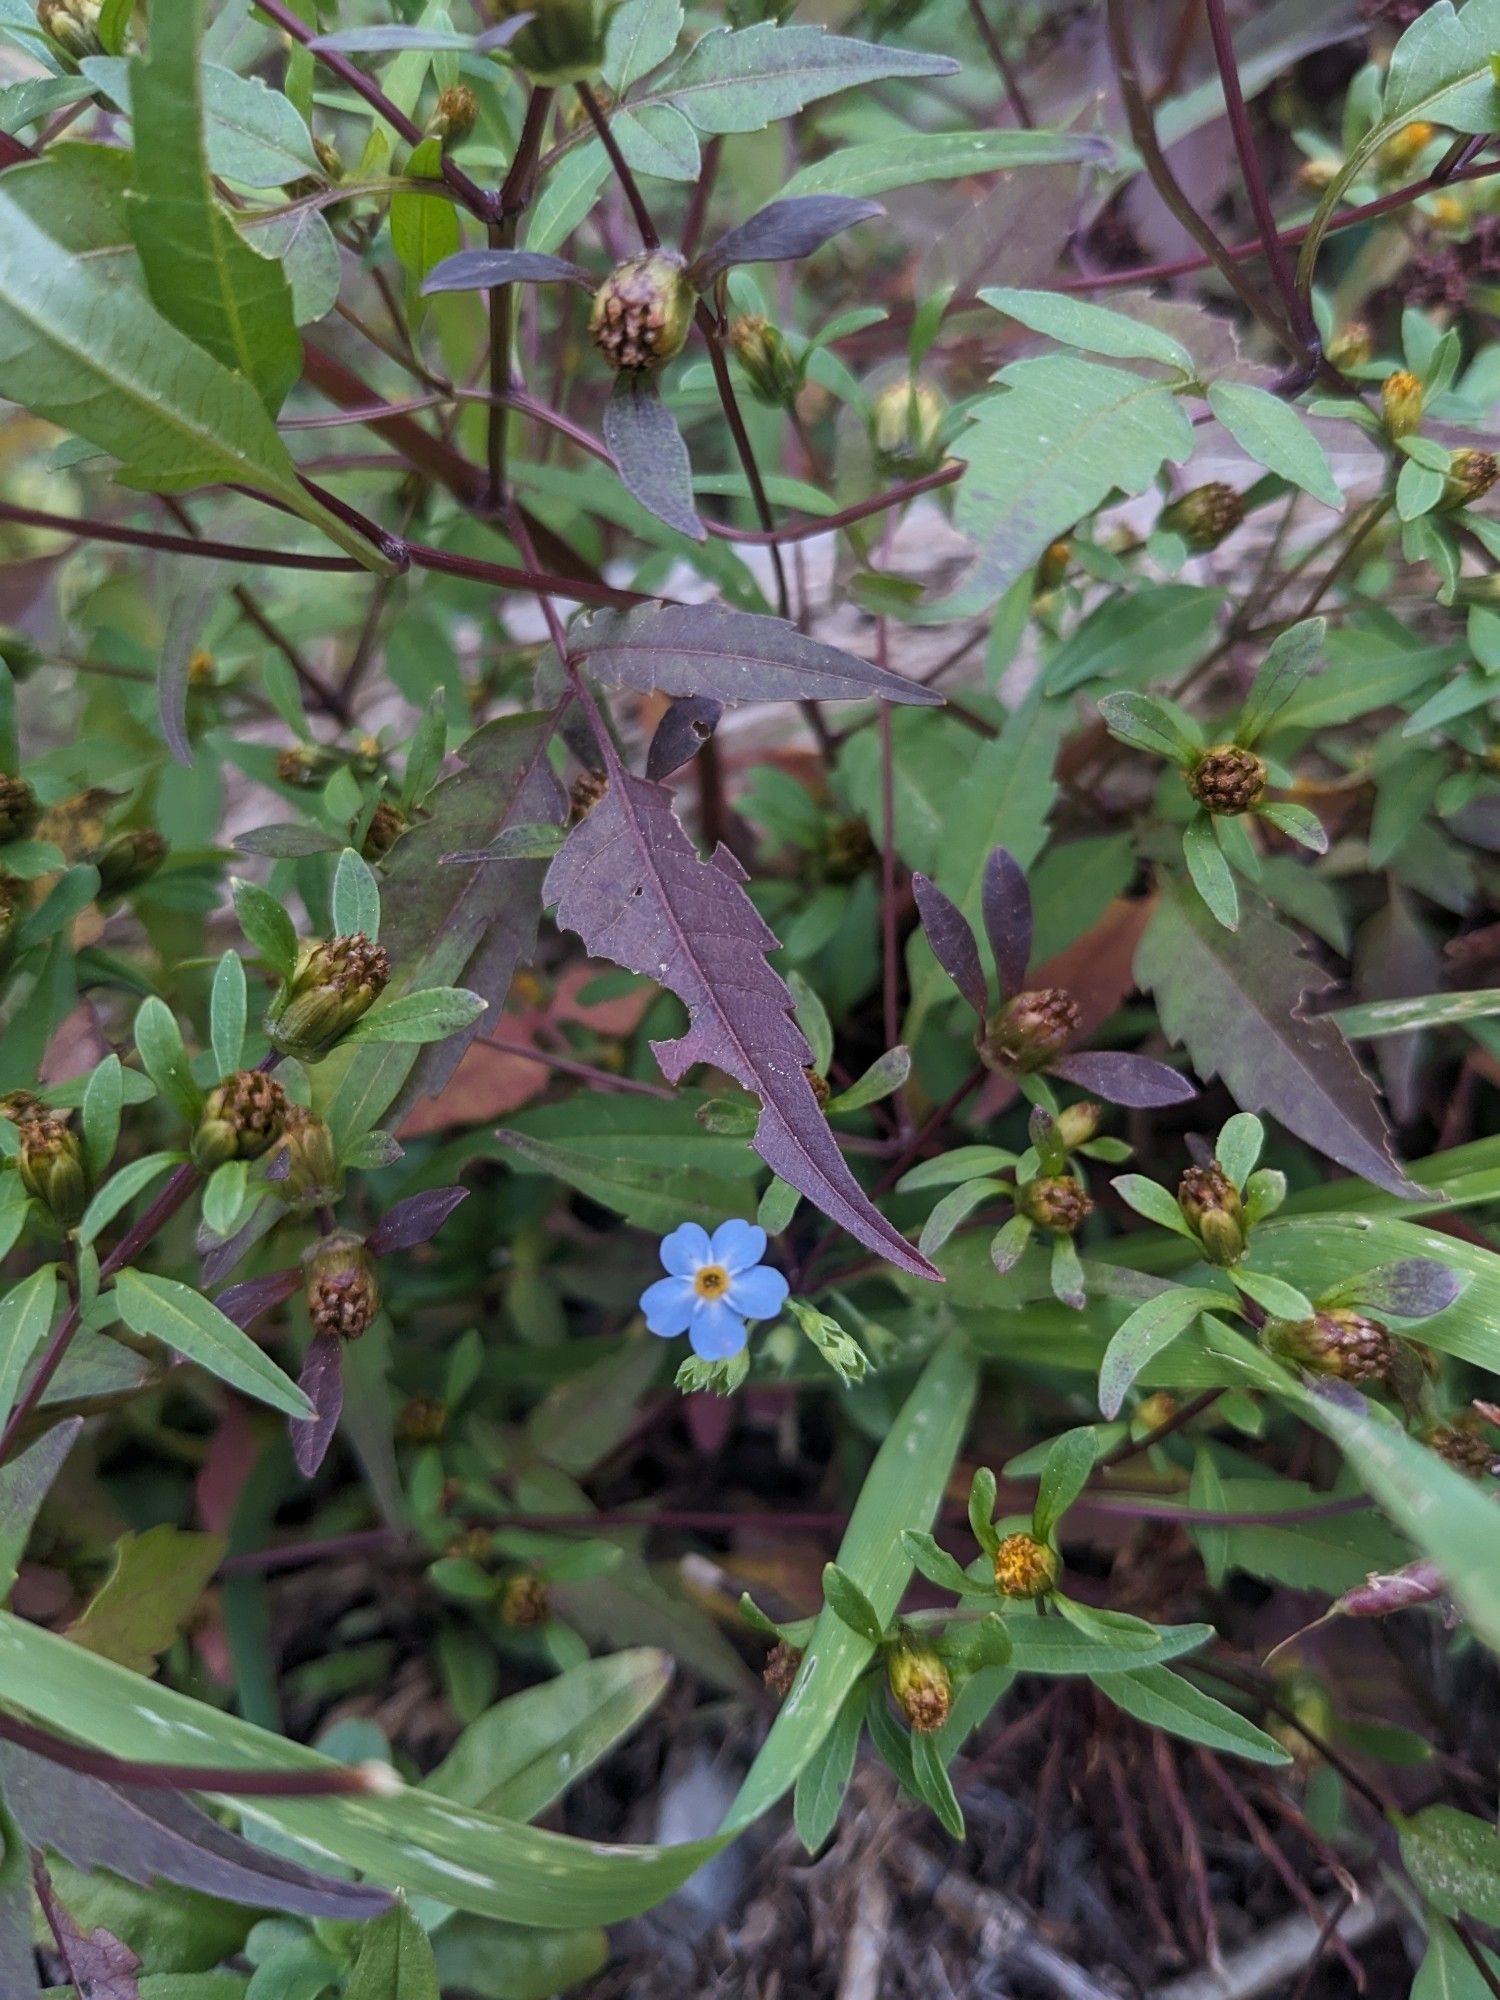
[
  {"xmin": 268, "ymin": 933, "xmax": 390, "ymax": 1062},
  {"xmin": 590, "ymin": 252, "xmax": 695, "ymax": 373}
]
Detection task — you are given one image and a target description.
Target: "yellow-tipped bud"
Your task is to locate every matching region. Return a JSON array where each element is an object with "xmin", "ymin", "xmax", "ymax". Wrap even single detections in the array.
[
  {"xmin": 1442, "ymin": 449, "xmax": 1497, "ymax": 511},
  {"xmin": 993, "ymin": 1531, "xmax": 1059, "ymax": 1601},
  {"xmin": 1160, "ymin": 482, "xmax": 1244, "ymax": 552},
  {"xmin": 1377, "ymin": 121, "xmax": 1436, "ymax": 178},
  {"xmin": 1381, "ymin": 370, "xmax": 1423, "ymax": 439},
  {"xmin": 427, "ymin": 83, "xmax": 478, "ymax": 148},
  {"xmin": 729, "ymin": 314, "xmax": 800, "ymax": 407},
  {"xmin": 871, "ymin": 377, "xmax": 946, "ymax": 476}
]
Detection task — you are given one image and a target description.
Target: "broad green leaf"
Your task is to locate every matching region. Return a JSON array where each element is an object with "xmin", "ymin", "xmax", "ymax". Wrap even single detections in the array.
[
  {"xmin": 79, "ymin": 1151, "xmax": 185, "ymax": 1248},
  {"xmin": 0, "ymin": 185, "xmax": 389, "ymax": 568},
  {"xmin": 1098, "ymin": 1288, "xmax": 1230, "ymax": 1417},
  {"xmin": 0, "ymin": 1265, "xmax": 59, "ymax": 1434},
  {"xmin": 338, "ymin": 987, "xmax": 485, "ymax": 1045},
  {"xmin": 1007, "ymin": 1605, "xmax": 1214, "ymax": 1674},
  {"xmin": 1404, "ymin": 1807, "xmax": 1500, "ymax": 1925},
  {"xmin": 232, "ymin": 877, "xmax": 299, "ymax": 979},
  {"xmin": 980, "ymin": 287, "xmax": 1194, "ymax": 374},
  {"xmin": 1414, "ymin": 1916, "xmax": 1500, "ymax": 1999},
  {"xmin": 81, "ymin": 1054, "xmax": 123, "ymax": 1181},
  {"xmin": 496, "ymin": 1105, "xmax": 758, "ymax": 1232},
  {"xmin": 129, "ymin": 0, "xmax": 300, "ymax": 412},
  {"xmin": 66, "ymin": 1524, "xmax": 226, "ymax": 1675},
  {"xmin": 783, "ymin": 129, "xmax": 1115, "ymax": 199},
  {"xmin": 1091, "ymin": 1666, "xmax": 1291, "ymax": 1764},
  {"xmin": 654, "ymin": 23, "xmax": 956, "ymax": 135},
  {"xmin": 1235, "ymin": 618, "xmax": 1327, "ymax": 746},
  {"xmin": 113, "ymin": 1268, "xmax": 312, "ymax": 1418},
  {"xmin": 331, "ymin": 846, "xmax": 382, "ymax": 941},
  {"xmin": 345, "ymin": 1898, "xmax": 439, "ymax": 2000},
  {"xmin": 391, "ymin": 137, "xmax": 462, "ymax": 294},
  {"xmin": 81, "ymin": 54, "xmax": 322, "ymax": 186},
  {"xmin": 604, "ymin": 0, "xmax": 684, "ymax": 90},
  {"xmin": 935, "ymin": 356, "xmax": 1195, "ymax": 616},
  {"xmin": 1207, "ymin": 383, "xmax": 1343, "ymax": 510},
  {"xmin": 1042, "ymin": 584, "xmax": 1223, "ymax": 697}
]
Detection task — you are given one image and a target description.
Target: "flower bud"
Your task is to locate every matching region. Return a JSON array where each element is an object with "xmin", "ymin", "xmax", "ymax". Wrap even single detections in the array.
[
  {"xmin": 729, "ymin": 314, "xmax": 800, "ymax": 408},
  {"xmin": 304, "ymin": 1231, "xmax": 381, "ymax": 1342},
  {"xmin": 0, "ymin": 774, "xmax": 40, "ymax": 845},
  {"xmin": 355, "ymin": 799, "xmax": 408, "ymax": 861},
  {"xmin": 993, "ymin": 1531, "xmax": 1059, "ymax": 1600},
  {"xmin": 871, "ymin": 377, "xmax": 946, "ymax": 476},
  {"xmin": 1159, "ymin": 482, "xmax": 1243, "ymax": 552},
  {"xmin": 192, "ymin": 1070, "xmax": 290, "ymax": 1172},
  {"xmin": 499, "ymin": 0, "xmax": 609, "ymax": 84},
  {"xmin": 1176, "ymin": 1163, "xmax": 1245, "ymax": 1266},
  {"xmin": 0, "ymin": 872, "xmax": 22, "ymax": 972},
  {"xmin": 978, "ymin": 987, "xmax": 1079, "ymax": 1074},
  {"xmin": 763, "ymin": 1639, "xmax": 802, "ymax": 1699},
  {"xmin": 268, "ymin": 932, "xmax": 390, "ymax": 1062},
  {"xmin": 17, "ymin": 1112, "xmax": 88, "ymax": 1230},
  {"xmin": 1381, "ymin": 370, "xmax": 1423, "ymax": 439},
  {"xmin": 427, "ymin": 83, "xmax": 478, "ymax": 148},
  {"xmin": 568, "ymin": 768, "xmax": 608, "ymax": 822},
  {"xmin": 1425, "ymin": 1421, "xmax": 1499, "ymax": 1479},
  {"xmin": 1377, "ymin": 121, "xmax": 1435, "ymax": 178},
  {"xmin": 1055, "ymin": 1100, "xmax": 1102, "ymax": 1151},
  {"xmin": 314, "ymin": 135, "xmax": 343, "ymax": 182},
  {"xmin": 399, "ymin": 1394, "xmax": 448, "ymax": 1443},
  {"xmin": 1326, "ymin": 321, "xmax": 1372, "ymax": 371},
  {"xmin": 91, "ymin": 827, "xmax": 166, "ymax": 899},
  {"xmin": 499, "ymin": 1573, "xmax": 551, "ymax": 1627},
  {"xmin": 276, "ymin": 745, "xmax": 341, "ymax": 790},
  {"xmin": 1267, "ymin": 1308, "xmax": 1398, "ymax": 1385},
  {"xmin": 1185, "ymin": 744, "xmax": 1267, "ymax": 817},
  {"xmin": 1296, "ymin": 158, "xmax": 1341, "ymax": 194},
  {"xmin": 268, "ymin": 1101, "xmax": 342, "ymax": 1207},
  {"xmin": 885, "ymin": 1637, "xmax": 953, "ymax": 1733},
  {"xmin": 1037, "ymin": 539, "xmax": 1071, "ymax": 591},
  {"xmin": 1441, "ymin": 448, "xmax": 1497, "ymax": 511},
  {"xmin": 590, "ymin": 251, "xmax": 695, "ymax": 373},
  {"xmin": 37, "ymin": 0, "xmax": 102, "ymax": 59},
  {"xmin": 1020, "ymin": 1173, "xmax": 1093, "ymax": 1237}
]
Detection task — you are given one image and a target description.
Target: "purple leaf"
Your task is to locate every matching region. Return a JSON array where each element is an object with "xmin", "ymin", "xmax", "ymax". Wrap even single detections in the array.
[
  {"xmin": 911, "ymin": 873, "xmax": 988, "ymax": 1018},
  {"xmin": 602, "ymin": 377, "xmax": 705, "ymax": 543},
  {"xmin": 377, "ymin": 712, "xmax": 568, "ymax": 1110},
  {"xmin": 1354, "ymin": 1258, "xmax": 1465, "ymax": 1321},
  {"xmin": 422, "ymin": 249, "xmax": 588, "ymax": 296},
  {"xmin": 366, "ymin": 1186, "xmax": 468, "ymax": 1255},
  {"xmin": 568, "ymin": 601, "xmax": 943, "ymax": 708},
  {"xmin": 1050, "ymin": 1050, "xmax": 1195, "ymax": 1107},
  {"xmin": 0, "ymin": 1418, "xmax": 81, "ymax": 1598},
  {"xmin": 32, "ymin": 1863, "xmax": 140, "ymax": 2000},
  {"xmin": 214, "ymin": 1266, "xmax": 300, "ymax": 1331},
  {"xmin": 544, "ymin": 770, "xmax": 938, "ymax": 1279},
  {"xmin": 646, "ymin": 696, "xmax": 723, "ymax": 782},
  {"xmin": 0, "ymin": 1744, "xmax": 391, "ymax": 1920},
  {"xmin": 689, "ymin": 196, "xmax": 883, "ymax": 287},
  {"xmin": 290, "ymin": 1333, "xmax": 344, "ymax": 1479},
  {"xmin": 1136, "ymin": 880, "xmax": 1430, "ymax": 1201},
  {"xmin": 979, "ymin": 846, "xmax": 1032, "ymax": 1001}
]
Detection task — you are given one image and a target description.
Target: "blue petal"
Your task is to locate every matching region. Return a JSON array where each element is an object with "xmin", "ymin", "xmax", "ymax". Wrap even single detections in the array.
[
  {"xmin": 660, "ymin": 1222, "xmax": 713, "ymax": 1276},
  {"xmin": 711, "ymin": 1218, "xmax": 766, "ymax": 1273},
  {"xmin": 727, "ymin": 1264, "xmax": 789, "ymax": 1322},
  {"xmin": 640, "ymin": 1275, "xmax": 695, "ymax": 1337},
  {"xmin": 688, "ymin": 1298, "xmax": 748, "ymax": 1360}
]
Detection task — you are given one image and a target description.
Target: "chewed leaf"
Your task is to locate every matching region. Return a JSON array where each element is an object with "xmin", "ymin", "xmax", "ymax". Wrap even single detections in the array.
[
  {"xmin": 647, "ymin": 696, "xmax": 723, "ymax": 781},
  {"xmin": 422, "ymin": 249, "xmax": 589, "ymax": 295},
  {"xmin": 602, "ymin": 376, "xmax": 704, "ymax": 541},
  {"xmin": 690, "ymin": 195, "xmax": 882, "ymax": 286},
  {"xmin": 543, "ymin": 770, "xmax": 938, "ymax": 1280},
  {"xmin": 568, "ymin": 601, "xmax": 943, "ymax": 708}
]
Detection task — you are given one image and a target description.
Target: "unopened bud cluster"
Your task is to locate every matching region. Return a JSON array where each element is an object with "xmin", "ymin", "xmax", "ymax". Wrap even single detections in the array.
[
  {"xmin": 427, "ymin": 84, "xmax": 477, "ymax": 147},
  {"xmin": 1160, "ymin": 483, "xmax": 1243, "ymax": 552},
  {"xmin": 978, "ymin": 986, "xmax": 1079, "ymax": 1074},
  {"xmin": 304, "ymin": 1231, "xmax": 381, "ymax": 1342},
  {"xmin": 0, "ymin": 775, "xmax": 39, "ymax": 845},
  {"xmin": 729, "ymin": 314, "xmax": 801, "ymax": 408},
  {"xmin": 590, "ymin": 252, "xmax": 695, "ymax": 374},
  {"xmin": 268, "ymin": 933, "xmax": 390, "ymax": 1063},
  {"xmin": 193, "ymin": 1070, "xmax": 289, "ymax": 1172},
  {"xmin": 1442, "ymin": 449, "xmax": 1497, "ymax": 510},
  {"xmin": 1020, "ymin": 1173, "xmax": 1093, "ymax": 1237},
  {"xmin": 885, "ymin": 1638, "xmax": 953, "ymax": 1733},
  {"xmin": 871, "ymin": 378, "xmax": 946, "ymax": 476},
  {"xmin": 1186, "ymin": 745, "xmax": 1266, "ymax": 817},
  {"xmin": 1381, "ymin": 371, "xmax": 1423, "ymax": 439},
  {"xmin": 499, "ymin": 1573, "xmax": 551, "ymax": 1628},
  {"xmin": 1267, "ymin": 1308, "xmax": 1397, "ymax": 1385},
  {"xmin": 16, "ymin": 1111, "xmax": 88, "ymax": 1229},
  {"xmin": 270, "ymin": 1103, "xmax": 342, "ymax": 1207},
  {"xmin": 37, "ymin": 0, "xmax": 101, "ymax": 58},
  {"xmin": 92, "ymin": 827, "xmax": 166, "ymax": 898},
  {"xmin": 763, "ymin": 1639, "xmax": 802, "ymax": 1698},
  {"xmin": 498, "ymin": 0, "xmax": 610, "ymax": 83},
  {"xmin": 1176, "ymin": 1163, "xmax": 1246, "ymax": 1265}
]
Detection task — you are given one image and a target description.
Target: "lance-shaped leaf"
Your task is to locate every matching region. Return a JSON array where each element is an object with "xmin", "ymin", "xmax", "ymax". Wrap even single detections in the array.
[
  {"xmin": 1049, "ymin": 1050, "xmax": 1196, "ymax": 1107},
  {"xmin": 1135, "ymin": 880, "xmax": 1429, "ymax": 1200},
  {"xmin": 367, "ymin": 1187, "xmax": 468, "ymax": 1255},
  {"xmin": 911, "ymin": 873, "xmax": 988, "ymax": 1018},
  {"xmin": 0, "ymin": 1741, "xmax": 391, "ymax": 1918},
  {"xmin": 544, "ymin": 770, "xmax": 939, "ymax": 1279},
  {"xmin": 422, "ymin": 248, "xmax": 590, "ymax": 295},
  {"xmin": 979, "ymin": 846, "xmax": 1032, "ymax": 1000},
  {"xmin": 291, "ymin": 1331, "xmax": 343, "ymax": 1478},
  {"xmin": 568, "ymin": 601, "xmax": 943, "ymax": 708},
  {"xmin": 214, "ymin": 1265, "xmax": 300, "ymax": 1331},
  {"xmin": 113, "ymin": 1269, "xmax": 312, "ymax": 1418},
  {"xmin": 646, "ymin": 695, "xmax": 722, "ymax": 781},
  {"xmin": 602, "ymin": 377, "xmax": 704, "ymax": 541},
  {"xmin": 689, "ymin": 195, "xmax": 881, "ymax": 286}
]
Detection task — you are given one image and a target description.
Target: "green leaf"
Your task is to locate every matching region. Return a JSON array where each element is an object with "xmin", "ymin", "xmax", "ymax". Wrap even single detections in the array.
[
  {"xmin": 1398, "ymin": 455, "xmax": 1446, "ymax": 521},
  {"xmin": 113, "ymin": 1268, "xmax": 312, "ymax": 1418},
  {"xmin": 1414, "ymin": 1917, "xmax": 1500, "ymax": 2000},
  {"xmin": 783, "ymin": 129, "xmax": 1113, "ymax": 198},
  {"xmin": 821, "ymin": 1561, "xmax": 887, "ymax": 1644},
  {"xmin": 1333, "ymin": 988, "xmax": 1500, "ymax": 1038},
  {"xmin": 134, "ymin": 996, "xmax": 203, "ymax": 1125},
  {"xmin": 1009, "ymin": 1603, "xmax": 1214, "ymax": 1674},
  {"xmin": 936, "ymin": 356, "xmax": 1195, "ymax": 616},
  {"xmin": 792, "ymin": 1687, "xmax": 863, "ymax": 1853},
  {"xmin": 80, "ymin": 1054, "xmax": 123, "ymax": 1182},
  {"xmin": 604, "ymin": 0, "xmax": 684, "ymax": 91},
  {"xmin": 200, "ymin": 1159, "xmax": 248, "ymax": 1238},
  {"xmin": 1234, "ymin": 617, "xmax": 1327, "ymax": 746},
  {"xmin": 498, "ymin": 1111, "xmax": 757, "ymax": 1233},
  {"xmin": 1091, "ymin": 1666, "xmax": 1291, "ymax": 1764},
  {"xmin": 1096, "ymin": 690, "xmax": 1201, "ymax": 765},
  {"xmin": 910, "ymin": 1730, "xmax": 964, "ymax": 1838},
  {"xmin": 82, "ymin": 54, "xmax": 322, "ymax": 186},
  {"xmin": 128, "ymin": 0, "xmax": 300, "ymax": 412},
  {"xmin": 1112, "ymin": 1173, "xmax": 1195, "ymax": 1236},
  {"xmin": 0, "ymin": 1265, "xmax": 59, "ymax": 1435},
  {"xmin": 1042, "ymin": 583, "xmax": 1223, "ymax": 697},
  {"xmin": 900, "ymin": 1530, "xmax": 990, "ymax": 1596},
  {"xmin": 66, "ymin": 1523, "xmax": 226, "ymax": 1675},
  {"xmin": 1215, "ymin": 1112, "xmax": 1264, "ymax": 1189},
  {"xmin": 898, "ymin": 1146, "xmax": 1016, "ymax": 1193},
  {"xmin": 79, "ymin": 1151, "xmax": 185, "ymax": 1248},
  {"xmin": 918, "ymin": 1177, "xmax": 1005, "ymax": 1257},
  {"xmin": 1207, "ymin": 383, "xmax": 1343, "ymax": 509},
  {"xmin": 825, "ymin": 1045, "xmax": 910, "ymax": 1115},
  {"xmin": 210, "ymin": 950, "xmax": 247, "ymax": 1077},
  {"xmin": 1032, "ymin": 1426, "xmax": 1097, "ymax": 1542},
  {"xmin": 339, "ymin": 987, "xmax": 486, "ymax": 1046},
  {"xmin": 232, "ymin": 877, "xmax": 299, "ymax": 979},
  {"xmin": 1098, "ymin": 1288, "xmax": 1230, "ymax": 1418},
  {"xmin": 391, "ymin": 136, "xmax": 462, "ymax": 294},
  {"xmin": 1183, "ymin": 816, "xmax": 1239, "ymax": 929},
  {"xmin": 980, "ymin": 287, "xmax": 1194, "ymax": 374},
  {"xmin": 345, "ymin": 1897, "xmax": 440, "ymax": 2000},
  {"xmin": 1189, "ymin": 1447, "xmax": 1229, "ymax": 1587},
  {"xmin": 655, "ymin": 23, "xmax": 956, "ymax": 135},
  {"xmin": 331, "ymin": 846, "xmax": 382, "ymax": 941},
  {"xmin": 1255, "ymin": 800, "xmax": 1328, "ymax": 853},
  {"xmin": 1403, "ymin": 1807, "xmax": 1500, "ymax": 1925},
  {"xmin": 1230, "ymin": 1265, "xmax": 1313, "ymax": 1321},
  {"xmin": 426, "ymin": 1650, "xmax": 672, "ymax": 1822},
  {"xmin": 0, "ymin": 181, "xmax": 388, "ymax": 568}
]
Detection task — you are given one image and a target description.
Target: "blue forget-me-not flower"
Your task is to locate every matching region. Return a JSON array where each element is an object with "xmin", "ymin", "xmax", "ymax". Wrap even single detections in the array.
[{"xmin": 640, "ymin": 1220, "xmax": 789, "ymax": 1360}]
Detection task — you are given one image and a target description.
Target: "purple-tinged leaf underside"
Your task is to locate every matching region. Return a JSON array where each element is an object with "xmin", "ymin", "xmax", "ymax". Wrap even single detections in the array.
[
  {"xmin": 601, "ymin": 377, "xmax": 704, "ymax": 542},
  {"xmin": 291, "ymin": 1332, "xmax": 343, "ymax": 1478},
  {"xmin": 1135, "ymin": 878, "xmax": 1429, "ymax": 1201},
  {"xmin": 646, "ymin": 695, "xmax": 723, "ymax": 781},
  {"xmin": 689, "ymin": 195, "xmax": 882, "ymax": 287},
  {"xmin": 568, "ymin": 601, "xmax": 943, "ymax": 708},
  {"xmin": 422, "ymin": 248, "xmax": 588, "ymax": 295},
  {"xmin": 544, "ymin": 771, "xmax": 939, "ymax": 1279},
  {"xmin": 214, "ymin": 1265, "xmax": 300, "ymax": 1331},
  {"xmin": 0, "ymin": 1741, "xmax": 391, "ymax": 1919},
  {"xmin": 911, "ymin": 872, "xmax": 988, "ymax": 1018},
  {"xmin": 979, "ymin": 845, "xmax": 1032, "ymax": 1001},
  {"xmin": 31, "ymin": 1863, "xmax": 140, "ymax": 2000},
  {"xmin": 1050, "ymin": 1050, "xmax": 1195, "ymax": 1107},
  {"xmin": 366, "ymin": 1186, "xmax": 468, "ymax": 1255}
]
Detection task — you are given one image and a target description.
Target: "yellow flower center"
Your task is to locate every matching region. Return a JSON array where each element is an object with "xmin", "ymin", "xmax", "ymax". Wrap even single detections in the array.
[{"xmin": 693, "ymin": 1264, "xmax": 730, "ymax": 1300}]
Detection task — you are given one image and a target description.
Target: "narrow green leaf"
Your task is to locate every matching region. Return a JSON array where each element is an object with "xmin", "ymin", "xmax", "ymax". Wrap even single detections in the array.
[
  {"xmin": 134, "ymin": 996, "xmax": 203, "ymax": 1125},
  {"xmin": 345, "ymin": 1896, "xmax": 440, "ymax": 2000},
  {"xmin": 1183, "ymin": 817, "xmax": 1240, "ymax": 930},
  {"xmin": 339, "ymin": 987, "xmax": 487, "ymax": 1046},
  {"xmin": 113, "ymin": 1268, "xmax": 312, "ymax": 1418},
  {"xmin": 0, "ymin": 1265, "xmax": 59, "ymax": 1434},
  {"xmin": 821, "ymin": 1562, "xmax": 886, "ymax": 1644},
  {"xmin": 232, "ymin": 877, "xmax": 299, "ymax": 979},
  {"xmin": 910, "ymin": 1730, "xmax": 964, "ymax": 1838},
  {"xmin": 792, "ymin": 1687, "xmax": 863, "ymax": 1853},
  {"xmin": 210, "ymin": 950, "xmax": 248, "ymax": 1077},
  {"xmin": 1207, "ymin": 383, "xmax": 1343, "ymax": 510},
  {"xmin": 1091, "ymin": 1665, "xmax": 1291, "ymax": 1764},
  {"xmin": 783, "ymin": 129, "xmax": 1116, "ymax": 198},
  {"xmin": 80, "ymin": 1054, "xmax": 123, "ymax": 1182},
  {"xmin": 981, "ymin": 287, "xmax": 1194, "ymax": 374},
  {"xmin": 1099, "ymin": 1288, "xmax": 1229, "ymax": 1418},
  {"xmin": 331, "ymin": 846, "xmax": 382, "ymax": 941},
  {"xmin": 1032, "ymin": 1427, "xmax": 1097, "ymax": 1542},
  {"xmin": 78, "ymin": 1151, "xmax": 185, "ymax": 1248}
]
